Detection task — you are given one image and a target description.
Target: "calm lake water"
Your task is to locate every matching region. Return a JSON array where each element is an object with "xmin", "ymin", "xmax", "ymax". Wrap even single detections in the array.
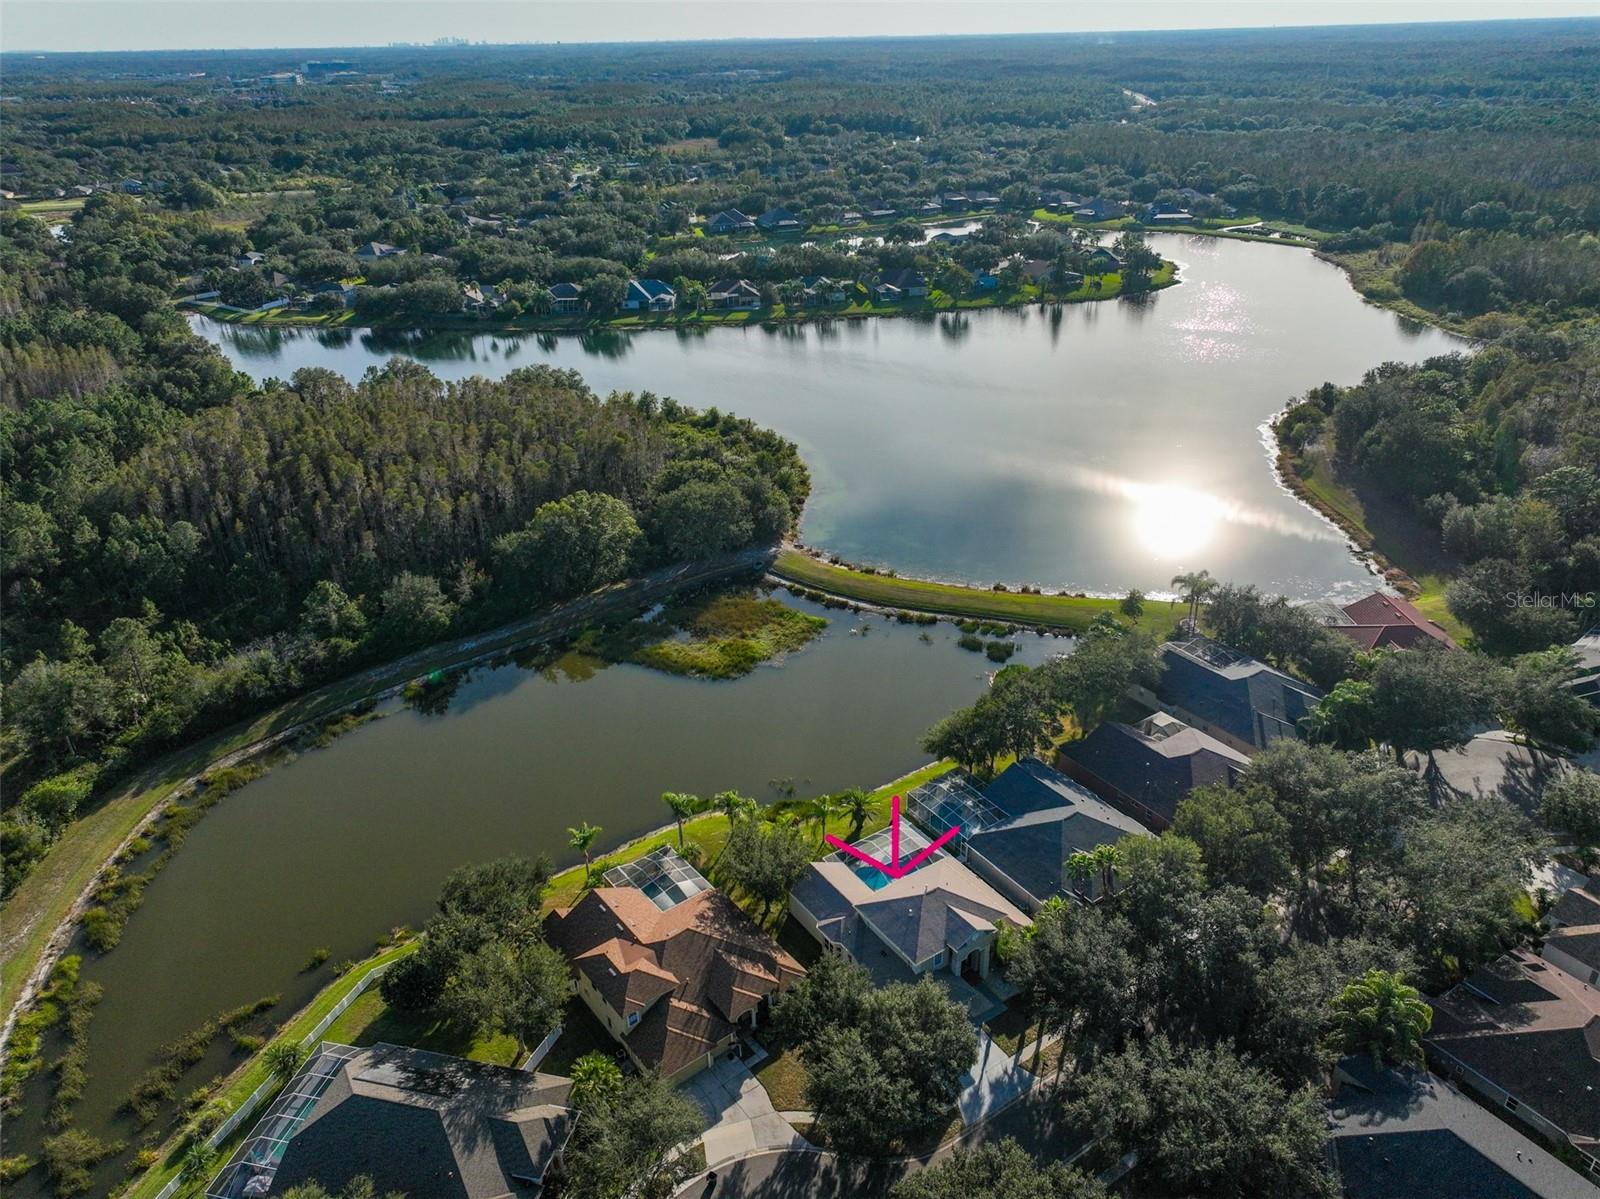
[
  {"xmin": 12, "ymin": 602, "xmax": 1060, "ymax": 1183},
  {"xmin": 193, "ymin": 235, "xmax": 1466, "ymax": 600}
]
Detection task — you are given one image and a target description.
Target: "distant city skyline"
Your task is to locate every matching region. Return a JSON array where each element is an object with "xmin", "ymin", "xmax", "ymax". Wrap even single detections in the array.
[{"xmin": 4, "ymin": 0, "xmax": 1599, "ymax": 54}]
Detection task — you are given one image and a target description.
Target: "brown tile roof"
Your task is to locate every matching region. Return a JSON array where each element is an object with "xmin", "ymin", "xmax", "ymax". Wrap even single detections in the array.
[
  {"xmin": 546, "ymin": 887, "xmax": 803, "ymax": 1075},
  {"xmin": 1335, "ymin": 592, "xmax": 1459, "ymax": 648}
]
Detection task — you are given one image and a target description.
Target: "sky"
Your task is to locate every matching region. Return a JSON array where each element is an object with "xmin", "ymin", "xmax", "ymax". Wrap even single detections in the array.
[{"xmin": 3, "ymin": 0, "xmax": 1598, "ymax": 54}]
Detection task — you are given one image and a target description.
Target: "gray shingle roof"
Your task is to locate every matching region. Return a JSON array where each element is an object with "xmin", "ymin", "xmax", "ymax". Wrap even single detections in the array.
[
  {"xmin": 1157, "ymin": 636, "xmax": 1323, "ymax": 749},
  {"xmin": 1330, "ymin": 1058, "xmax": 1597, "ymax": 1199}
]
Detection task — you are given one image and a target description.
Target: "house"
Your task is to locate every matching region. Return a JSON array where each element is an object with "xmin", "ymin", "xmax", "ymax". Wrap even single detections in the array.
[
  {"xmin": 840, "ymin": 211, "xmax": 863, "ymax": 225},
  {"xmin": 310, "ymin": 281, "xmax": 357, "ymax": 307},
  {"xmin": 621, "ymin": 278, "xmax": 675, "ymax": 312},
  {"xmin": 1425, "ymin": 948, "xmax": 1600, "ymax": 1177},
  {"xmin": 1543, "ymin": 916, "xmax": 1600, "ymax": 987},
  {"xmin": 1056, "ymin": 711, "xmax": 1249, "ymax": 830},
  {"xmin": 212, "ymin": 1042, "xmax": 578, "ymax": 1199},
  {"xmin": 236, "ymin": 251, "xmax": 266, "ymax": 268},
  {"xmin": 878, "ymin": 267, "xmax": 928, "ymax": 297},
  {"xmin": 972, "ymin": 270, "xmax": 1000, "ymax": 291},
  {"xmin": 1144, "ymin": 202, "xmax": 1194, "ymax": 223},
  {"xmin": 872, "ymin": 282, "xmax": 903, "ymax": 304},
  {"xmin": 1140, "ymin": 635, "xmax": 1324, "ymax": 755},
  {"xmin": 461, "ymin": 283, "xmax": 503, "ymax": 310},
  {"xmin": 1328, "ymin": 1055, "xmax": 1596, "ymax": 1199},
  {"xmin": 1311, "ymin": 591, "xmax": 1460, "ymax": 650},
  {"xmin": 354, "ymin": 241, "xmax": 402, "ymax": 260},
  {"xmin": 121, "ymin": 179, "xmax": 145, "ymax": 194},
  {"xmin": 706, "ymin": 278, "xmax": 762, "ymax": 310},
  {"xmin": 1550, "ymin": 876, "xmax": 1600, "ymax": 930},
  {"xmin": 1074, "ymin": 198, "xmax": 1125, "ymax": 222},
  {"xmin": 544, "ymin": 849, "xmax": 803, "ymax": 1082},
  {"xmin": 1018, "ymin": 259, "xmax": 1084, "ymax": 289},
  {"xmin": 905, "ymin": 758, "xmax": 1150, "ymax": 911},
  {"xmin": 1039, "ymin": 189, "xmax": 1086, "ymax": 211},
  {"xmin": 969, "ymin": 191, "xmax": 1001, "ymax": 207},
  {"xmin": 918, "ymin": 200, "xmax": 943, "ymax": 216},
  {"xmin": 939, "ymin": 193, "xmax": 969, "ymax": 210},
  {"xmin": 757, "ymin": 206, "xmax": 802, "ymax": 232},
  {"xmin": 789, "ymin": 821, "xmax": 1029, "ymax": 996},
  {"xmin": 799, "ymin": 276, "xmax": 848, "ymax": 305},
  {"xmin": 867, "ymin": 208, "xmax": 897, "ymax": 220},
  {"xmin": 704, "ymin": 208, "xmax": 755, "ymax": 235},
  {"xmin": 546, "ymin": 282, "xmax": 585, "ymax": 314},
  {"xmin": 1086, "ymin": 247, "xmax": 1123, "ymax": 272}
]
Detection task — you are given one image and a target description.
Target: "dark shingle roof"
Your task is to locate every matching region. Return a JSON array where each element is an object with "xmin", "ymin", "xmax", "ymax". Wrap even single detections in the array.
[
  {"xmin": 268, "ymin": 1043, "xmax": 575, "ymax": 1199},
  {"xmin": 1057, "ymin": 717, "xmax": 1246, "ymax": 825},
  {"xmin": 1157, "ymin": 636, "xmax": 1323, "ymax": 749},
  {"xmin": 1329, "ymin": 1057, "xmax": 1596, "ymax": 1199}
]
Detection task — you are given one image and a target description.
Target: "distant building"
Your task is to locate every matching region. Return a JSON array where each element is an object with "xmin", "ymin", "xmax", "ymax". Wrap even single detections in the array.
[
  {"xmin": 799, "ymin": 276, "xmax": 848, "ymax": 305},
  {"xmin": 261, "ymin": 71, "xmax": 302, "ymax": 88},
  {"xmin": 706, "ymin": 278, "xmax": 762, "ymax": 310},
  {"xmin": 302, "ymin": 60, "xmax": 356, "ymax": 78},
  {"xmin": 1568, "ymin": 630, "xmax": 1600, "ymax": 709},
  {"xmin": 1140, "ymin": 635, "xmax": 1324, "ymax": 755},
  {"xmin": 1426, "ymin": 948, "xmax": 1600, "ymax": 1177},
  {"xmin": 704, "ymin": 208, "xmax": 755, "ymax": 235},
  {"xmin": 1074, "ymin": 198, "xmax": 1125, "ymax": 222},
  {"xmin": 1086, "ymin": 246, "xmax": 1123, "ymax": 271},
  {"xmin": 546, "ymin": 282, "xmax": 585, "ymax": 314},
  {"xmin": 756, "ymin": 206, "xmax": 802, "ymax": 232},
  {"xmin": 621, "ymin": 278, "xmax": 675, "ymax": 312},
  {"xmin": 236, "ymin": 251, "xmax": 266, "ymax": 268},
  {"xmin": 1328, "ymin": 1055, "xmax": 1595, "ymax": 1199},
  {"xmin": 877, "ymin": 267, "xmax": 928, "ymax": 298},
  {"xmin": 213, "ymin": 1042, "xmax": 577, "ymax": 1199},
  {"xmin": 354, "ymin": 241, "xmax": 403, "ymax": 260},
  {"xmin": 1057, "ymin": 711, "xmax": 1249, "ymax": 830},
  {"xmin": 1308, "ymin": 591, "xmax": 1459, "ymax": 650}
]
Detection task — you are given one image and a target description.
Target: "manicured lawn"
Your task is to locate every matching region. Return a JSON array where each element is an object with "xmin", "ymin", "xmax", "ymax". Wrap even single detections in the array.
[
  {"xmin": 751, "ymin": 1042, "xmax": 811, "ymax": 1112},
  {"xmin": 983, "ymin": 1003, "xmax": 1034, "ymax": 1057},
  {"xmin": 321, "ymin": 985, "xmax": 518, "ymax": 1066},
  {"xmin": 771, "ymin": 548, "xmax": 1176, "ymax": 636}
]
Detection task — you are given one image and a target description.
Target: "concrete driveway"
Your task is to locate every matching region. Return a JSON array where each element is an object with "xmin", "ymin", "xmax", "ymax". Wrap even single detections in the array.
[{"xmin": 682, "ymin": 1053, "xmax": 807, "ymax": 1167}]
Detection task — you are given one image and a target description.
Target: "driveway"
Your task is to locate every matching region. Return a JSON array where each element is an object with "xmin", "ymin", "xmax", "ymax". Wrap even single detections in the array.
[
  {"xmin": 956, "ymin": 1030, "xmax": 1037, "ymax": 1124},
  {"xmin": 682, "ymin": 1052, "xmax": 808, "ymax": 1167}
]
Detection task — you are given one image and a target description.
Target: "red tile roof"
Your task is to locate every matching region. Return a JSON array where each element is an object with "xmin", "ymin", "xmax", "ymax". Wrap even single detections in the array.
[{"xmin": 1332, "ymin": 592, "xmax": 1458, "ymax": 649}]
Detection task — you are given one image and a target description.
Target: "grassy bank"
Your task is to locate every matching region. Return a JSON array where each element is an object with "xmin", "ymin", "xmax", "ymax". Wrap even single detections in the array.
[
  {"xmin": 770, "ymin": 548, "xmax": 1174, "ymax": 636},
  {"xmin": 1273, "ymin": 435, "xmax": 1467, "ymax": 643}
]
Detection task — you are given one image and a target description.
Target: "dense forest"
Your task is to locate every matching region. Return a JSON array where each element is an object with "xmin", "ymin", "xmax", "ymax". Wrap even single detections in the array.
[
  {"xmin": 1278, "ymin": 327, "xmax": 1599, "ymax": 651},
  {"xmin": 0, "ymin": 198, "xmax": 809, "ymax": 896},
  {"xmin": 2, "ymin": 20, "xmax": 1598, "ymax": 326}
]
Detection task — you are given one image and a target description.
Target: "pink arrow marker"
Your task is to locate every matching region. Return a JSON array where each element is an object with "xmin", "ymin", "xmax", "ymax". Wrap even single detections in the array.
[{"xmin": 825, "ymin": 795, "xmax": 960, "ymax": 880}]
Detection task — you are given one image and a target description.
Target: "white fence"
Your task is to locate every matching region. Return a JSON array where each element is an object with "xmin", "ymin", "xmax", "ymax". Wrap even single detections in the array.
[{"xmin": 151, "ymin": 956, "xmax": 395, "ymax": 1199}]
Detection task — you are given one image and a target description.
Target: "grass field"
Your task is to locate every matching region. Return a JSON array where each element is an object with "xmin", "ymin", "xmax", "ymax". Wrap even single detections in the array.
[{"xmin": 770, "ymin": 548, "xmax": 1177, "ymax": 636}]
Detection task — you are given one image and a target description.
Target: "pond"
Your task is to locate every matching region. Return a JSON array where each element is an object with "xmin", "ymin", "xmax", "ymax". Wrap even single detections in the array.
[
  {"xmin": 9, "ymin": 599, "xmax": 1061, "ymax": 1188},
  {"xmin": 192, "ymin": 234, "xmax": 1467, "ymax": 600}
]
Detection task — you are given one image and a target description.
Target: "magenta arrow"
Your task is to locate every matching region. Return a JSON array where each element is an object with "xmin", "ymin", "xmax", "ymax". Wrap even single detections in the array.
[{"xmin": 825, "ymin": 795, "xmax": 960, "ymax": 880}]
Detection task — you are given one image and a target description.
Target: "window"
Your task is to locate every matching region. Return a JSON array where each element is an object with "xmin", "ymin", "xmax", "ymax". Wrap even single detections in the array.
[
  {"xmin": 627, "ymin": 1012, "xmax": 640, "ymax": 1029},
  {"xmin": 1504, "ymin": 1096, "xmax": 1520, "ymax": 1112},
  {"xmin": 931, "ymin": 952, "xmax": 944, "ymax": 967}
]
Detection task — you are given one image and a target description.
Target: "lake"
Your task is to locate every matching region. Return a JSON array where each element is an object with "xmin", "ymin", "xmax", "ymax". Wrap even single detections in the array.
[{"xmin": 193, "ymin": 234, "xmax": 1466, "ymax": 600}]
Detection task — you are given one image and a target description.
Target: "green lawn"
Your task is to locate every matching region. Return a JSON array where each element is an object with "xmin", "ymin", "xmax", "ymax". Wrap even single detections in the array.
[
  {"xmin": 771, "ymin": 548, "xmax": 1176, "ymax": 636},
  {"xmin": 751, "ymin": 1043, "xmax": 810, "ymax": 1112},
  {"xmin": 321, "ymin": 986, "xmax": 518, "ymax": 1066}
]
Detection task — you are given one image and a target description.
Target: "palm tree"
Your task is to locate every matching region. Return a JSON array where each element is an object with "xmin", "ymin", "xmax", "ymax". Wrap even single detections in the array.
[
  {"xmin": 1171, "ymin": 569, "xmax": 1216, "ymax": 632},
  {"xmin": 1065, "ymin": 851, "xmax": 1097, "ymax": 898},
  {"xmin": 807, "ymin": 792, "xmax": 835, "ymax": 841},
  {"xmin": 839, "ymin": 788, "xmax": 873, "ymax": 840},
  {"xmin": 568, "ymin": 822, "xmax": 602, "ymax": 878},
  {"xmin": 179, "ymin": 1143, "xmax": 219, "ymax": 1185},
  {"xmin": 1091, "ymin": 843, "xmax": 1122, "ymax": 896},
  {"xmin": 661, "ymin": 792, "xmax": 702, "ymax": 849},
  {"xmin": 713, "ymin": 789, "xmax": 757, "ymax": 823},
  {"xmin": 570, "ymin": 1051, "xmax": 624, "ymax": 1111},
  {"xmin": 264, "ymin": 1040, "xmax": 308, "ymax": 1083},
  {"xmin": 1334, "ymin": 968, "xmax": 1432, "ymax": 1067}
]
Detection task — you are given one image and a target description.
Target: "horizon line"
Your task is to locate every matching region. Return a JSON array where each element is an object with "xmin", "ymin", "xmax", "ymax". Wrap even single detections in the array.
[{"xmin": 4, "ymin": 12, "xmax": 1598, "ymax": 57}]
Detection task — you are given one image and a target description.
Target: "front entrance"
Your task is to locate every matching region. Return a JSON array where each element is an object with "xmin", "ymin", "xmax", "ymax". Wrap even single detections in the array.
[{"xmin": 961, "ymin": 946, "xmax": 985, "ymax": 981}]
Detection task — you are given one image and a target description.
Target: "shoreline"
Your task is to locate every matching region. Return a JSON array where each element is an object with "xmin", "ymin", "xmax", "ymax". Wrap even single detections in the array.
[{"xmin": 179, "ymin": 262, "xmax": 1180, "ymax": 333}]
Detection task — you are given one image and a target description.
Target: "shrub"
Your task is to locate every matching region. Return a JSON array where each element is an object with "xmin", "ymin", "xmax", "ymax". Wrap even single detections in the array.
[
  {"xmin": 304, "ymin": 947, "xmax": 331, "ymax": 971},
  {"xmin": 957, "ymin": 634, "xmax": 985, "ymax": 652},
  {"xmin": 985, "ymin": 640, "xmax": 1017, "ymax": 662}
]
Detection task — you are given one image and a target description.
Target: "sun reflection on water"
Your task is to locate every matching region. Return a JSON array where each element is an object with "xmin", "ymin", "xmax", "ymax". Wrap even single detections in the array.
[{"xmin": 1130, "ymin": 482, "xmax": 1225, "ymax": 560}]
